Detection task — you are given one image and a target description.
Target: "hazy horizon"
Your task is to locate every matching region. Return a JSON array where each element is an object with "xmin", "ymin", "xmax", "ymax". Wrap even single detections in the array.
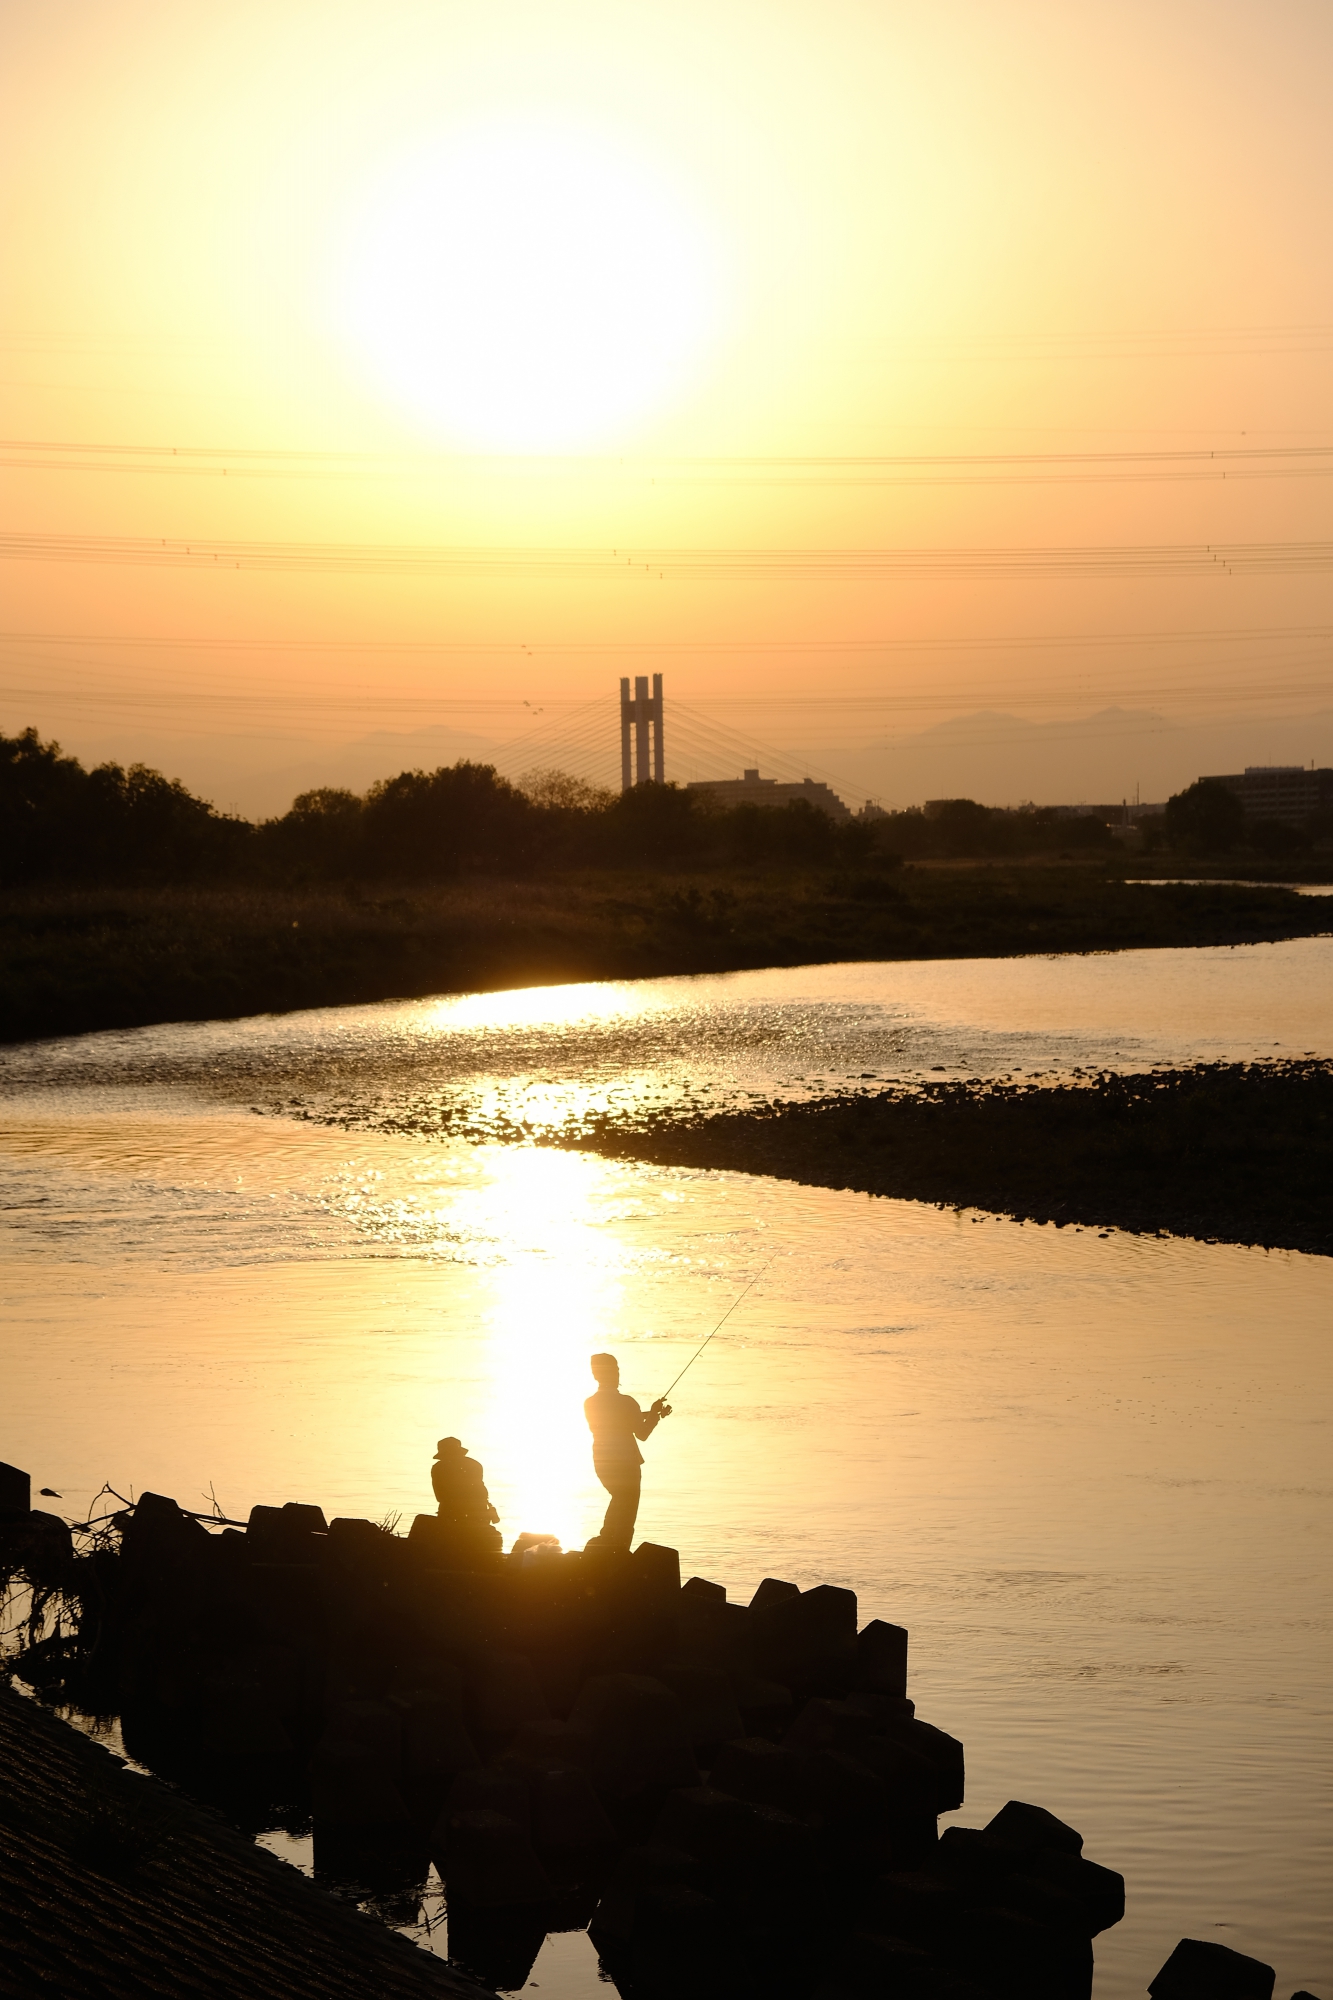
[
  {"xmin": 18, "ymin": 698, "xmax": 1333, "ymax": 823},
  {"xmin": 3, "ymin": 0, "xmax": 1331, "ymax": 816}
]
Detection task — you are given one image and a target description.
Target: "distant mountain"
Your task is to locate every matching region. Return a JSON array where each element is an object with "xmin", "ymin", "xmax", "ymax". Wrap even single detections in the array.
[
  {"xmin": 28, "ymin": 702, "xmax": 1333, "ymax": 823},
  {"xmin": 810, "ymin": 706, "xmax": 1333, "ymax": 811}
]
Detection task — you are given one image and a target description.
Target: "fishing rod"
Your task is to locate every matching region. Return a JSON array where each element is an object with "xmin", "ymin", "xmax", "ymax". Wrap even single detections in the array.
[{"xmin": 656, "ymin": 1257, "xmax": 774, "ymax": 1405}]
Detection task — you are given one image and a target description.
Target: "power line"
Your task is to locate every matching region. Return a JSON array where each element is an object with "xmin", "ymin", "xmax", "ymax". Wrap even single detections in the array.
[
  {"xmin": 7, "ymin": 436, "xmax": 1333, "ymax": 470},
  {"xmin": 3, "ymin": 620, "xmax": 1331, "ymax": 658},
  {"xmin": 4, "ymin": 531, "xmax": 1333, "ymax": 579}
]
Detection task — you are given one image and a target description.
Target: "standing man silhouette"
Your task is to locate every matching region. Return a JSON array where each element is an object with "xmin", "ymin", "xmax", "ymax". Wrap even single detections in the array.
[{"xmin": 584, "ymin": 1352, "xmax": 671, "ymax": 1551}]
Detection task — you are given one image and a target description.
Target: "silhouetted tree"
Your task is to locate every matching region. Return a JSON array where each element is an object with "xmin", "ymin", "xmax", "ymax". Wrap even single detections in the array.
[
  {"xmin": 0, "ymin": 729, "xmax": 87, "ymax": 880},
  {"xmin": 360, "ymin": 762, "xmax": 536, "ymax": 876},
  {"xmin": 1164, "ymin": 778, "xmax": 1246, "ymax": 854},
  {"xmin": 258, "ymin": 788, "xmax": 365, "ymax": 878},
  {"xmin": 597, "ymin": 781, "xmax": 704, "ymax": 866},
  {"xmin": 1248, "ymin": 816, "xmax": 1310, "ymax": 858},
  {"xmin": 0, "ymin": 728, "xmax": 248, "ymax": 883}
]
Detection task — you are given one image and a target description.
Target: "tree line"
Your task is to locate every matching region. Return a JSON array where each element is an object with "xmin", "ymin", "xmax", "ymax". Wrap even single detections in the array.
[{"xmin": 4, "ymin": 727, "xmax": 1315, "ymax": 886}]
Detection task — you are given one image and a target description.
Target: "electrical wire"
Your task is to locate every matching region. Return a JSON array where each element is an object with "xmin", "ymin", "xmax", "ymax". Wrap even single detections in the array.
[{"xmin": 3, "ymin": 530, "xmax": 1333, "ymax": 580}]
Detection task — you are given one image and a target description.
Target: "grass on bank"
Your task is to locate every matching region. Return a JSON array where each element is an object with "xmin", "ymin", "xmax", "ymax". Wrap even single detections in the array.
[{"xmin": 0, "ymin": 864, "xmax": 1329, "ymax": 1044}]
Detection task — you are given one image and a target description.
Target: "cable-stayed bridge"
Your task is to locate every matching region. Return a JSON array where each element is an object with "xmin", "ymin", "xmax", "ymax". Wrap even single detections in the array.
[{"xmin": 485, "ymin": 680, "xmax": 875, "ymax": 810}]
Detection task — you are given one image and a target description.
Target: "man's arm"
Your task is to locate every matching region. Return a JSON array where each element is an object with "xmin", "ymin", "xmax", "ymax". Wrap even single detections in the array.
[{"xmin": 631, "ymin": 1397, "xmax": 671, "ymax": 1440}]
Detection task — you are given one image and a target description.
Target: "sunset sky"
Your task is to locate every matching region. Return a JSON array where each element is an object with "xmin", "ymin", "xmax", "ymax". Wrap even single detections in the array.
[{"xmin": 3, "ymin": 0, "xmax": 1331, "ymax": 812}]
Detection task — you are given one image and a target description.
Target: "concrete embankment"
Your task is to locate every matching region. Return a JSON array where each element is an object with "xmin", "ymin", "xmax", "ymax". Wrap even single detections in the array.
[
  {"xmin": 4, "ymin": 1483, "xmax": 1130, "ymax": 1998},
  {"xmin": 0, "ymin": 1678, "xmax": 489, "ymax": 1999}
]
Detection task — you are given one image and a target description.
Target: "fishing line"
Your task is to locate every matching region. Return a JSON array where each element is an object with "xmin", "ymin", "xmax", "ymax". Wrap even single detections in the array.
[{"xmin": 658, "ymin": 1257, "xmax": 774, "ymax": 1404}]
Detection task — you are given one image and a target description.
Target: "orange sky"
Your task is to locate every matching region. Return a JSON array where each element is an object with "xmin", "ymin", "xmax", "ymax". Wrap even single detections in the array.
[{"xmin": 2, "ymin": 0, "xmax": 1331, "ymax": 810}]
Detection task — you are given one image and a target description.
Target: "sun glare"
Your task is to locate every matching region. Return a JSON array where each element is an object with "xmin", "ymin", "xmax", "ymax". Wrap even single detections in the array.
[
  {"xmin": 466, "ymin": 1147, "xmax": 629, "ymax": 1546},
  {"xmin": 334, "ymin": 117, "xmax": 726, "ymax": 451}
]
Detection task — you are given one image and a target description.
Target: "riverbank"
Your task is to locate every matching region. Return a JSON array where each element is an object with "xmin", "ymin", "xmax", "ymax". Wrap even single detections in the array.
[
  {"xmin": 0, "ymin": 1682, "xmax": 485, "ymax": 1999},
  {"xmin": 2, "ymin": 868, "xmax": 1328, "ymax": 1043},
  {"xmin": 535, "ymin": 1060, "xmax": 1333, "ymax": 1258}
]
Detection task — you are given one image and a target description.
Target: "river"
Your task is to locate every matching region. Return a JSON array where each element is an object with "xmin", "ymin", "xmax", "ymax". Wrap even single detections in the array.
[{"xmin": 2, "ymin": 936, "xmax": 1331, "ymax": 1999}]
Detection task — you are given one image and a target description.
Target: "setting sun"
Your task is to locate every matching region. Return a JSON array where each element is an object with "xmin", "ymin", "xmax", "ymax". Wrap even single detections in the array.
[{"xmin": 333, "ymin": 116, "xmax": 726, "ymax": 450}]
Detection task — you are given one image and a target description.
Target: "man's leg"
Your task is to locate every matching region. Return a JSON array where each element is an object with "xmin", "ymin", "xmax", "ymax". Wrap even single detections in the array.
[{"xmin": 597, "ymin": 1465, "xmax": 641, "ymax": 1550}]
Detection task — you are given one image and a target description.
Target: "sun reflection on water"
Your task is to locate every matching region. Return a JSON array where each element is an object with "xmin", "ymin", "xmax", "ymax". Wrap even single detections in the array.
[
  {"xmin": 466, "ymin": 1147, "xmax": 637, "ymax": 1550},
  {"xmin": 423, "ymin": 980, "xmax": 666, "ymax": 1036}
]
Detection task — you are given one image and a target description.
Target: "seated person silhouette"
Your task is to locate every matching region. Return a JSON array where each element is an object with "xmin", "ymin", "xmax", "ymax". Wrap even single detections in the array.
[
  {"xmin": 430, "ymin": 1437, "xmax": 502, "ymax": 1561},
  {"xmin": 583, "ymin": 1353, "xmax": 671, "ymax": 1552}
]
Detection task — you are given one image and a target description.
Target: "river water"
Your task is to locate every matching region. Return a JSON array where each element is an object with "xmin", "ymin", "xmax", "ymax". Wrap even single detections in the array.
[{"xmin": 2, "ymin": 937, "xmax": 1331, "ymax": 1999}]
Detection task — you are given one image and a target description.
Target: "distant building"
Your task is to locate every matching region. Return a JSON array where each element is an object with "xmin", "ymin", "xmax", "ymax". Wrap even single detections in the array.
[
  {"xmin": 687, "ymin": 767, "xmax": 852, "ymax": 822},
  {"xmin": 1052, "ymin": 802, "xmax": 1164, "ymax": 825},
  {"xmin": 1204, "ymin": 766, "xmax": 1333, "ymax": 827},
  {"xmin": 926, "ymin": 798, "xmax": 1164, "ymax": 825}
]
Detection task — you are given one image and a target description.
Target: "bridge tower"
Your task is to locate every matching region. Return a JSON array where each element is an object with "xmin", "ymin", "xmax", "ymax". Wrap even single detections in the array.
[{"xmin": 619, "ymin": 674, "xmax": 664, "ymax": 789}]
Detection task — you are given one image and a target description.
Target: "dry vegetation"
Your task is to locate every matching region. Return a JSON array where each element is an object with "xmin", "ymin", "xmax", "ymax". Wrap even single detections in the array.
[{"xmin": 0, "ymin": 866, "xmax": 1328, "ymax": 1043}]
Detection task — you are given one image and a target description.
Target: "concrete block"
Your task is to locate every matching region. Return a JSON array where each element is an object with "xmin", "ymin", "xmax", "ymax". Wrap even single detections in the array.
[
  {"xmin": 866, "ymin": 1868, "xmax": 965, "ymax": 1948},
  {"xmin": 815, "ymin": 1929, "xmax": 993, "ymax": 1999},
  {"xmin": 326, "ymin": 1517, "xmax": 396, "ymax": 1581},
  {"xmin": 749, "ymin": 1577, "xmax": 800, "ymax": 1613},
  {"xmin": 653, "ymin": 1785, "xmax": 753, "ymax": 1864},
  {"xmin": 434, "ymin": 1806, "xmax": 553, "ymax": 1907},
  {"xmin": 934, "ymin": 1825, "xmax": 1016, "ymax": 1887},
  {"xmin": 808, "ymin": 1747, "xmax": 890, "ymax": 1835},
  {"xmin": 785, "ymin": 1695, "xmax": 877, "ymax": 1756},
  {"xmin": 200, "ymin": 1676, "xmax": 295, "ymax": 1760},
  {"xmin": 985, "ymin": 1798, "xmax": 1082, "ymax": 1859},
  {"xmin": 1002, "ymin": 1868, "xmax": 1091, "ymax": 1938},
  {"xmin": 734, "ymin": 1675, "xmax": 795, "ymax": 1736},
  {"xmin": 387, "ymin": 1656, "xmax": 464, "ymax": 1707},
  {"xmin": 2, "ymin": 1510, "xmax": 74, "ymax": 1585},
  {"xmin": 710, "ymin": 1736, "xmax": 818, "ymax": 1818},
  {"xmin": 569, "ymin": 1672, "xmax": 700, "ymax": 1801},
  {"xmin": 510, "ymin": 1531, "xmax": 562, "ymax": 1563},
  {"xmin": 437, "ymin": 1766, "xmax": 532, "ymax": 1836},
  {"xmin": 531, "ymin": 1763, "xmax": 618, "ymax": 1855},
  {"xmin": 124, "ymin": 1493, "xmax": 209, "ymax": 1564},
  {"xmin": 407, "ymin": 1512, "xmax": 503, "ymax": 1567},
  {"xmin": 854, "ymin": 1732, "xmax": 943, "ymax": 1816},
  {"xmin": 444, "ymin": 1907, "xmax": 547, "ymax": 1994},
  {"xmin": 0, "ymin": 1462, "xmax": 31, "ymax": 1514},
  {"xmin": 324, "ymin": 1697, "xmax": 401, "ymax": 1769},
  {"xmin": 1149, "ymin": 1939, "xmax": 1276, "ymax": 2000},
  {"xmin": 589, "ymin": 1842, "xmax": 707, "ymax": 1945},
  {"xmin": 310, "ymin": 1738, "xmax": 412, "ymax": 1830},
  {"xmin": 631, "ymin": 1541, "xmax": 681, "ymax": 1600},
  {"xmin": 846, "ymin": 1688, "xmax": 916, "ymax": 1726},
  {"xmin": 856, "ymin": 1618, "xmax": 909, "ymax": 1696},
  {"xmin": 628, "ymin": 1882, "xmax": 742, "ymax": 2000},
  {"xmin": 880, "ymin": 1716, "xmax": 965, "ymax": 1812},
  {"xmin": 682, "ymin": 1576, "xmax": 726, "ymax": 1601},
  {"xmin": 1031, "ymin": 1849, "xmax": 1125, "ymax": 1935},
  {"xmin": 752, "ymin": 1583, "xmax": 858, "ymax": 1693},
  {"xmin": 245, "ymin": 1502, "xmax": 326, "ymax": 1563},
  {"xmin": 637, "ymin": 1876, "xmax": 722, "ymax": 1942},
  {"xmin": 467, "ymin": 1650, "xmax": 550, "ymax": 1735},
  {"xmin": 677, "ymin": 1597, "xmax": 754, "ymax": 1677},
  {"xmin": 654, "ymin": 1665, "xmax": 745, "ymax": 1749},
  {"xmin": 956, "ymin": 1901, "xmax": 1094, "ymax": 2000},
  {"xmin": 509, "ymin": 1718, "xmax": 595, "ymax": 1772},
  {"xmin": 391, "ymin": 1689, "xmax": 479, "ymax": 1796},
  {"xmin": 226, "ymin": 1643, "xmax": 302, "ymax": 1722}
]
